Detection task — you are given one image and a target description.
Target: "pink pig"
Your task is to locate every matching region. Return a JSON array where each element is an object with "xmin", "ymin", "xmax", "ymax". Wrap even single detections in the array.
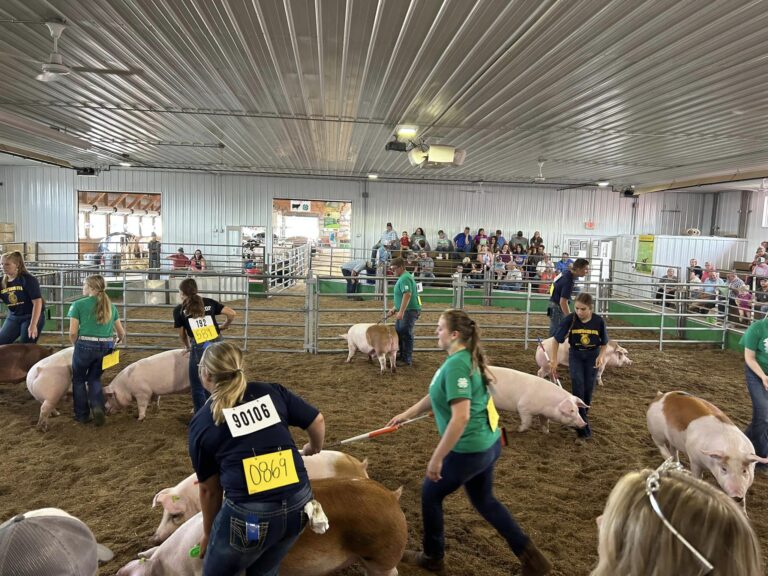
[
  {"xmin": 104, "ymin": 349, "xmax": 190, "ymax": 421},
  {"xmin": 535, "ymin": 337, "xmax": 631, "ymax": 385},
  {"xmin": 25, "ymin": 347, "xmax": 74, "ymax": 431},
  {"xmin": 487, "ymin": 366, "xmax": 587, "ymax": 433}
]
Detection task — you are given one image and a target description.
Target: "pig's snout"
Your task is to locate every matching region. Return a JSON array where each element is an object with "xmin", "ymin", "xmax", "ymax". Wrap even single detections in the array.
[{"xmin": 149, "ymin": 531, "xmax": 163, "ymax": 545}]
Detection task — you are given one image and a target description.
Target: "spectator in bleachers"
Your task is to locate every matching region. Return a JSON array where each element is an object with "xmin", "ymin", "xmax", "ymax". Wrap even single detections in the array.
[
  {"xmin": 487, "ymin": 235, "xmax": 498, "ymax": 254},
  {"xmin": 555, "ymin": 252, "xmax": 573, "ymax": 274},
  {"xmin": 536, "ymin": 252, "xmax": 554, "ymax": 278},
  {"xmin": 702, "ymin": 261, "xmax": 714, "ymax": 281},
  {"xmin": 376, "ymin": 244, "xmax": 391, "ymax": 266},
  {"xmin": 694, "ymin": 270, "xmax": 723, "ymax": 312},
  {"xmin": 737, "ymin": 285, "xmax": 754, "ymax": 324},
  {"xmin": 464, "ymin": 257, "xmax": 483, "ymax": 288},
  {"xmin": 454, "ymin": 227, "xmax": 473, "ymax": 258},
  {"xmin": 502, "ymin": 263, "xmax": 523, "ymax": 291},
  {"xmin": 398, "ymin": 230, "xmax": 411, "ymax": 250},
  {"xmin": 435, "ymin": 230, "xmax": 453, "ymax": 257},
  {"xmin": 371, "ymin": 222, "xmax": 400, "ymax": 261},
  {"xmin": 512, "ymin": 244, "xmax": 527, "ymax": 274},
  {"xmin": 411, "ymin": 227, "xmax": 430, "ymax": 251},
  {"xmin": 188, "ymin": 249, "xmax": 207, "ymax": 271},
  {"xmin": 415, "ymin": 251, "xmax": 435, "ymax": 285},
  {"xmin": 724, "ymin": 272, "xmax": 746, "ymax": 318},
  {"xmin": 495, "ymin": 244, "xmax": 512, "ymax": 280},
  {"xmin": 477, "ymin": 245, "xmax": 493, "ymax": 270},
  {"xmin": 538, "ymin": 264, "xmax": 557, "ymax": 294},
  {"xmin": 755, "ymin": 277, "xmax": 768, "ymax": 319},
  {"xmin": 688, "ymin": 270, "xmax": 702, "ymax": 296},
  {"xmin": 528, "ymin": 245, "xmax": 544, "ymax": 279},
  {"xmin": 495, "ymin": 229, "xmax": 506, "ymax": 249},
  {"xmin": 474, "ymin": 228, "xmax": 489, "ymax": 251},
  {"xmin": 688, "ymin": 258, "xmax": 702, "ymax": 279},
  {"xmin": 655, "ymin": 268, "xmax": 678, "ymax": 307},
  {"xmin": 512, "ymin": 231, "xmax": 528, "ymax": 251},
  {"xmin": 167, "ymin": 247, "xmax": 190, "ymax": 270},
  {"xmin": 530, "ymin": 231, "xmax": 544, "ymax": 248},
  {"xmin": 753, "ymin": 257, "xmax": 768, "ymax": 279}
]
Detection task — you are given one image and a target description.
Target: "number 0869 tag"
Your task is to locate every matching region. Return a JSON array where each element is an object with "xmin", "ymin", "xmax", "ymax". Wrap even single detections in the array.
[{"xmin": 242, "ymin": 449, "xmax": 299, "ymax": 495}]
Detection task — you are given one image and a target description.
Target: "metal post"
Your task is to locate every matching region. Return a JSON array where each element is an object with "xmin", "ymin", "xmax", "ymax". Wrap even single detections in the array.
[
  {"xmin": 659, "ymin": 286, "xmax": 666, "ymax": 351},
  {"xmin": 720, "ymin": 292, "xmax": 729, "ymax": 350},
  {"xmin": 122, "ymin": 268, "xmax": 128, "ymax": 337},
  {"xmin": 59, "ymin": 270, "xmax": 65, "ymax": 336},
  {"xmin": 524, "ymin": 280, "xmax": 532, "ymax": 350},
  {"xmin": 483, "ymin": 267, "xmax": 492, "ymax": 306},
  {"xmin": 243, "ymin": 270, "xmax": 250, "ymax": 352},
  {"xmin": 305, "ymin": 270, "xmax": 317, "ymax": 353}
]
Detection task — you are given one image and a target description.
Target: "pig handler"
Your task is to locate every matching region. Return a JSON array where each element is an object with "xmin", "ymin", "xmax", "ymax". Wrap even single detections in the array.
[
  {"xmin": 550, "ymin": 292, "xmax": 608, "ymax": 443},
  {"xmin": 188, "ymin": 342, "xmax": 325, "ymax": 576},
  {"xmin": 388, "ymin": 309, "xmax": 552, "ymax": 576},
  {"xmin": 386, "ymin": 257, "xmax": 421, "ymax": 367}
]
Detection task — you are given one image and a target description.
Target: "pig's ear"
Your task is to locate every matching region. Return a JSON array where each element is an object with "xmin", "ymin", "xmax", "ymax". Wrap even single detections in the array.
[
  {"xmin": 746, "ymin": 453, "xmax": 768, "ymax": 465},
  {"xmin": 154, "ymin": 492, "xmax": 187, "ymax": 514},
  {"xmin": 702, "ymin": 449, "xmax": 726, "ymax": 461},
  {"xmin": 573, "ymin": 397, "xmax": 590, "ymax": 409},
  {"xmin": 151, "ymin": 488, "xmax": 170, "ymax": 508},
  {"xmin": 617, "ymin": 346, "xmax": 628, "ymax": 354}
]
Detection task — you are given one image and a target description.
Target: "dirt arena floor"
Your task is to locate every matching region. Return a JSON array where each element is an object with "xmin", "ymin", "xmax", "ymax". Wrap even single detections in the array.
[{"xmin": 0, "ymin": 288, "xmax": 766, "ymax": 575}]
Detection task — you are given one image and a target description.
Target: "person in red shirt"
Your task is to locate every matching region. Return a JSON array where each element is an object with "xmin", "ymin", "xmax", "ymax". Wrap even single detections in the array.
[{"xmin": 167, "ymin": 247, "xmax": 190, "ymax": 270}]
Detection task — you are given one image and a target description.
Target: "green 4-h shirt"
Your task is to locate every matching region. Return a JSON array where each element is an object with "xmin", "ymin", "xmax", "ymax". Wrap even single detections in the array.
[
  {"xmin": 394, "ymin": 271, "xmax": 422, "ymax": 311},
  {"xmin": 429, "ymin": 349, "xmax": 499, "ymax": 453},
  {"xmin": 740, "ymin": 318, "xmax": 768, "ymax": 373}
]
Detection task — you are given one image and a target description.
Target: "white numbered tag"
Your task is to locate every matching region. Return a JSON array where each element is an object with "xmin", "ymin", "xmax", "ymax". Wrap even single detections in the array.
[
  {"xmin": 223, "ymin": 395, "xmax": 280, "ymax": 438},
  {"xmin": 189, "ymin": 315, "xmax": 217, "ymax": 344},
  {"xmin": 416, "ymin": 282, "xmax": 424, "ymax": 293}
]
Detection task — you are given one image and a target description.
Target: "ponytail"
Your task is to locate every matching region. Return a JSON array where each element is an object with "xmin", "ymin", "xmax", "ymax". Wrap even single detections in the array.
[
  {"xmin": 200, "ymin": 342, "xmax": 248, "ymax": 425},
  {"xmin": 441, "ymin": 309, "xmax": 492, "ymax": 384},
  {"xmin": 179, "ymin": 278, "xmax": 205, "ymax": 317},
  {"xmin": 84, "ymin": 275, "xmax": 113, "ymax": 324}
]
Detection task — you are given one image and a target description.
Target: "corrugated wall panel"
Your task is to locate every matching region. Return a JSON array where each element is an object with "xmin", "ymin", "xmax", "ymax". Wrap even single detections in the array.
[
  {"xmin": 715, "ymin": 191, "xmax": 742, "ymax": 237},
  {"xmin": 745, "ymin": 188, "xmax": 768, "ymax": 248}
]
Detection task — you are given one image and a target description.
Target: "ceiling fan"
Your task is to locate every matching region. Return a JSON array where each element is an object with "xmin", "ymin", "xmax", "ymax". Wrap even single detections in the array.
[{"xmin": 0, "ymin": 20, "xmax": 141, "ymax": 82}]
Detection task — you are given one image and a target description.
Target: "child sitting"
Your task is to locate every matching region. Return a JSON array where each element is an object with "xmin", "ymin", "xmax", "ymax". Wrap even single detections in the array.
[{"xmin": 736, "ymin": 285, "xmax": 753, "ymax": 323}]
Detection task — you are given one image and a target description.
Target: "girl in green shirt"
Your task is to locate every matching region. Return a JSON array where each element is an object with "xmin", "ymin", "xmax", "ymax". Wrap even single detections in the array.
[{"xmin": 388, "ymin": 309, "xmax": 551, "ymax": 576}]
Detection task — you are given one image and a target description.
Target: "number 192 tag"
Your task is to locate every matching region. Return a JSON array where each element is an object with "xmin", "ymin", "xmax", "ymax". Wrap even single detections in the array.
[
  {"xmin": 189, "ymin": 315, "xmax": 217, "ymax": 344},
  {"xmin": 102, "ymin": 350, "xmax": 120, "ymax": 370}
]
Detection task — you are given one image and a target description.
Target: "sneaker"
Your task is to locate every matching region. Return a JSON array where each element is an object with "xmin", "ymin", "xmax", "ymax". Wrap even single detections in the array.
[
  {"xmin": 518, "ymin": 540, "xmax": 552, "ymax": 576},
  {"xmin": 92, "ymin": 407, "xmax": 106, "ymax": 427},
  {"xmin": 402, "ymin": 550, "xmax": 445, "ymax": 574}
]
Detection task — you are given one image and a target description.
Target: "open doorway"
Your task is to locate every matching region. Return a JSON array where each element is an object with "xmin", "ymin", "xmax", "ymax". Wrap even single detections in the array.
[{"xmin": 272, "ymin": 199, "xmax": 351, "ymax": 248}]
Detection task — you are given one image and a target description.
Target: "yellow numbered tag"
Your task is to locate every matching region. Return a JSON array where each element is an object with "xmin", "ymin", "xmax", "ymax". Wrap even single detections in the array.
[
  {"xmin": 189, "ymin": 316, "xmax": 218, "ymax": 344},
  {"xmin": 487, "ymin": 396, "xmax": 499, "ymax": 432},
  {"xmin": 102, "ymin": 350, "xmax": 120, "ymax": 370},
  {"xmin": 242, "ymin": 449, "xmax": 300, "ymax": 495}
]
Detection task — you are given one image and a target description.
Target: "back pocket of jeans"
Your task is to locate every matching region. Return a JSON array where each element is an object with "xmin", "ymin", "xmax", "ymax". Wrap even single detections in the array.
[{"xmin": 229, "ymin": 517, "xmax": 269, "ymax": 553}]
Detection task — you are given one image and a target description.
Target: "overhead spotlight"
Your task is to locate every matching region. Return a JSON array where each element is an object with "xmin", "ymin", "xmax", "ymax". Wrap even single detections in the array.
[
  {"xmin": 367, "ymin": 173, "xmax": 378, "ymax": 180},
  {"xmin": 408, "ymin": 145, "xmax": 428, "ymax": 167},
  {"xmin": 119, "ymin": 153, "xmax": 132, "ymax": 167},
  {"xmin": 395, "ymin": 125, "xmax": 418, "ymax": 139},
  {"xmin": 596, "ymin": 180, "xmax": 610, "ymax": 187}
]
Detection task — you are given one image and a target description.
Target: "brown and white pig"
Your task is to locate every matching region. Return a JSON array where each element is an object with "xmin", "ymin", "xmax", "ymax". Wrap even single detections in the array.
[
  {"xmin": 26, "ymin": 347, "xmax": 74, "ymax": 431},
  {"xmin": 103, "ymin": 349, "xmax": 189, "ymax": 421},
  {"xmin": 647, "ymin": 391, "xmax": 768, "ymax": 509},
  {"xmin": 119, "ymin": 478, "xmax": 407, "ymax": 576},
  {"xmin": 341, "ymin": 323, "xmax": 399, "ymax": 373},
  {"xmin": 487, "ymin": 366, "xmax": 587, "ymax": 433},
  {"xmin": 0, "ymin": 343, "xmax": 54, "ymax": 383},
  {"xmin": 150, "ymin": 451, "xmax": 369, "ymax": 544},
  {"xmin": 535, "ymin": 337, "xmax": 631, "ymax": 385}
]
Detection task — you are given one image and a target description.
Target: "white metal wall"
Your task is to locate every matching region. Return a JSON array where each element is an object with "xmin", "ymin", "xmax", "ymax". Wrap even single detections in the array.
[
  {"xmin": 0, "ymin": 165, "xmax": 720, "ymax": 261},
  {"xmin": 715, "ymin": 191, "xmax": 743, "ymax": 237}
]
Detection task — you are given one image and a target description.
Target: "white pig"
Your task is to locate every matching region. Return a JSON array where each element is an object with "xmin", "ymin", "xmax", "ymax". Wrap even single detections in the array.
[
  {"xmin": 103, "ymin": 349, "xmax": 189, "ymax": 421},
  {"xmin": 26, "ymin": 347, "xmax": 74, "ymax": 431},
  {"xmin": 150, "ymin": 451, "xmax": 369, "ymax": 544},
  {"xmin": 487, "ymin": 366, "xmax": 588, "ymax": 433},
  {"xmin": 341, "ymin": 323, "xmax": 399, "ymax": 373},
  {"xmin": 647, "ymin": 391, "xmax": 768, "ymax": 509},
  {"xmin": 119, "ymin": 478, "xmax": 407, "ymax": 576},
  {"xmin": 535, "ymin": 337, "xmax": 631, "ymax": 385}
]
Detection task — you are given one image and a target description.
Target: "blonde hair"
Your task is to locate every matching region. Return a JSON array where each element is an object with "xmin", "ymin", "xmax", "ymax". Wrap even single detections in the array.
[
  {"xmin": 592, "ymin": 469, "xmax": 763, "ymax": 576},
  {"xmin": 1, "ymin": 251, "xmax": 28, "ymax": 289},
  {"xmin": 84, "ymin": 275, "xmax": 113, "ymax": 324},
  {"xmin": 200, "ymin": 342, "xmax": 247, "ymax": 425}
]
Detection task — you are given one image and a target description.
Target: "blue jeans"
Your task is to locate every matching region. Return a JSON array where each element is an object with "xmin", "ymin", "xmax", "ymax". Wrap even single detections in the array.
[
  {"xmin": 395, "ymin": 309, "xmax": 420, "ymax": 364},
  {"xmin": 0, "ymin": 309, "xmax": 46, "ymax": 344},
  {"xmin": 189, "ymin": 340, "xmax": 219, "ymax": 412},
  {"xmin": 340, "ymin": 268, "xmax": 359, "ymax": 295},
  {"xmin": 203, "ymin": 483, "xmax": 312, "ymax": 576},
  {"xmin": 422, "ymin": 439, "xmax": 529, "ymax": 559},
  {"xmin": 548, "ymin": 303, "xmax": 565, "ymax": 337},
  {"xmin": 72, "ymin": 339, "xmax": 111, "ymax": 422},
  {"xmin": 745, "ymin": 366, "xmax": 768, "ymax": 469},
  {"xmin": 570, "ymin": 348, "xmax": 599, "ymax": 438}
]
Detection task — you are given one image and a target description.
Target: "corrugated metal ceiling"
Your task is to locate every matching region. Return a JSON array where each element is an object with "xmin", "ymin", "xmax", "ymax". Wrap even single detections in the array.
[{"xmin": 0, "ymin": 0, "xmax": 767, "ymax": 187}]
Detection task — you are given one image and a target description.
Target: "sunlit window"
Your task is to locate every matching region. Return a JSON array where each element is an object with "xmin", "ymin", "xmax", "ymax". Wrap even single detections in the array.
[
  {"xmin": 89, "ymin": 214, "xmax": 107, "ymax": 239},
  {"xmin": 126, "ymin": 216, "xmax": 142, "ymax": 236},
  {"xmin": 78, "ymin": 212, "xmax": 86, "ymax": 238},
  {"xmin": 109, "ymin": 215, "xmax": 125, "ymax": 234},
  {"xmin": 140, "ymin": 216, "xmax": 154, "ymax": 236},
  {"xmin": 153, "ymin": 217, "xmax": 163, "ymax": 237}
]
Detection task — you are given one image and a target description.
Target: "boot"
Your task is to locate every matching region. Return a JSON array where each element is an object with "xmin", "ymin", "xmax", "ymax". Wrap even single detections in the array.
[
  {"xmin": 402, "ymin": 549, "xmax": 446, "ymax": 574},
  {"xmin": 518, "ymin": 540, "xmax": 552, "ymax": 576}
]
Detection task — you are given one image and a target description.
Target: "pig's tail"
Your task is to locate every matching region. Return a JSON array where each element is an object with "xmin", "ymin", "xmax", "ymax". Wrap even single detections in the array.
[{"xmin": 200, "ymin": 342, "xmax": 248, "ymax": 425}]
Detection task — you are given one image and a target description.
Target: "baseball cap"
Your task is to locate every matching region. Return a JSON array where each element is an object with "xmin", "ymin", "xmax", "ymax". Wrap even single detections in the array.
[{"xmin": 0, "ymin": 508, "xmax": 113, "ymax": 576}]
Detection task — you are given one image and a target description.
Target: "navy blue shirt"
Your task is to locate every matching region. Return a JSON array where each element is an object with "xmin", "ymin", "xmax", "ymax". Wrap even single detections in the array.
[
  {"xmin": 554, "ymin": 313, "xmax": 608, "ymax": 352},
  {"xmin": 173, "ymin": 298, "xmax": 225, "ymax": 339},
  {"xmin": 189, "ymin": 381, "xmax": 319, "ymax": 502},
  {"xmin": 0, "ymin": 273, "xmax": 42, "ymax": 316},
  {"xmin": 550, "ymin": 270, "xmax": 575, "ymax": 305}
]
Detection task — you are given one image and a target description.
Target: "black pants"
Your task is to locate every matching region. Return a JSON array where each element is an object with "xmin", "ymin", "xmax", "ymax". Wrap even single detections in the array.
[{"xmin": 341, "ymin": 269, "xmax": 358, "ymax": 294}]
